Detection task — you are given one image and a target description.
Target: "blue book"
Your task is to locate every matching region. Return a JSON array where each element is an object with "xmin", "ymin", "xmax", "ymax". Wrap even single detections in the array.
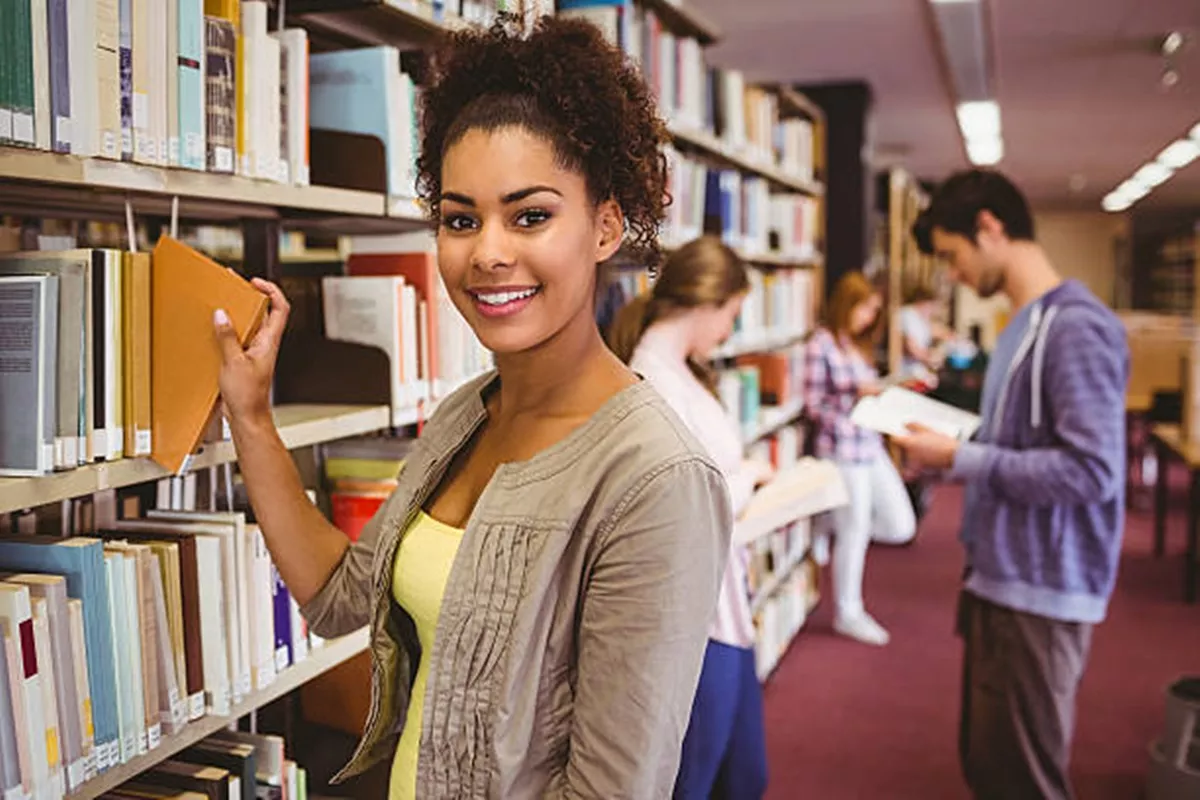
[
  {"xmin": 177, "ymin": 0, "xmax": 205, "ymax": 170},
  {"xmin": 0, "ymin": 537, "xmax": 119, "ymax": 774},
  {"xmin": 309, "ymin": 46, "xmax": 411, "ymax": 197}
]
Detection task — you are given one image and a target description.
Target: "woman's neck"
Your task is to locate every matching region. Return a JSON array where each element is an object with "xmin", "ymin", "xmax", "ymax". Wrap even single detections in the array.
[
  {"xmin": 491, "ymin": 308, "xmax": 633, "ymax": 421},
  {"xmin": 640, "ymin": 314, "xmax": 694, "ymax": 364}
]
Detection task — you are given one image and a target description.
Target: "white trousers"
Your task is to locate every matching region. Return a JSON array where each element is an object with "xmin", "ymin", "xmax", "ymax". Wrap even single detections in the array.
[{"xmin": 828, "ymin": 455, "xmax": 917, "ymax": 619}]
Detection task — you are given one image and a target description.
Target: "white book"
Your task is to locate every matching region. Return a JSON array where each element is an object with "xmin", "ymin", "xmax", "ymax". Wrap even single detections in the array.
[
  {"xmin": 0, "ymin": 585, "xmax": 49, "ymax": 800},
  {"xmin": 850, "ymin": 386, "xmax": 981, "ymax": 441},
  {"xmin": 29, "ymin": 601, "xmax": 64, "ymax": 799},
  {"xmin": 193, "ymin": 537, "xmax": 230, "ymax": 716},
  {"xmin": 734, "ymin": 458, "xmax": 849, "ymax": 547},
  {"xmin": 65, "ymin": 600, "xmax": 96, "ymax": 782}
]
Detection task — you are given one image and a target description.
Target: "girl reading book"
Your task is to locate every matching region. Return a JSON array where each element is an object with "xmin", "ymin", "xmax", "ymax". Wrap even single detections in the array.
[
  {"xmin": 608, "ymin": 235, "xmax": 773, "ymax": 799},
  {"xmin": 803, "ymin": 272, "xmax": 916, "ymax": 646},
  {"xmin": 212, "ymin": 15, "xmax": 731, "ymax": 799}
]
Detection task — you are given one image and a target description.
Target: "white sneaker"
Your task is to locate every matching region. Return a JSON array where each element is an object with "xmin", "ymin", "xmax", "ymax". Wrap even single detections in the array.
[
  {"xmin": 811, "ymin": 534, "xmax": 831, "ymax": 566},
  {"xmin": 834, "ymin": 612, "xmax": 890, "ymax": 646}
]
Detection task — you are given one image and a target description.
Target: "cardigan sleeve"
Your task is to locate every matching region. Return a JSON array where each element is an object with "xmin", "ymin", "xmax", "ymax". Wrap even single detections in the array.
[{"xmin": 553, "ymin": 456, "xmax": 732, "ymax": 799}]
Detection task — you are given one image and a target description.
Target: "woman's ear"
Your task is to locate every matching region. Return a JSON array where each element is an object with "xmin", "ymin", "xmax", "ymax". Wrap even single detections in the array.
[{"xmin": 594, "ymin": 199, "xmax": 625, "ymax": 263}]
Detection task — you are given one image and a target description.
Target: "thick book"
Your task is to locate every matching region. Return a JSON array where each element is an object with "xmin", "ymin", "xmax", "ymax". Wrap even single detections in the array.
[
  {"xmin": 850, "ymin": 386, "xmax": 982, "ymax": 441},
  {"xmin": 149, "ymin": 236, "xmax": 268, "ymax": 475}
]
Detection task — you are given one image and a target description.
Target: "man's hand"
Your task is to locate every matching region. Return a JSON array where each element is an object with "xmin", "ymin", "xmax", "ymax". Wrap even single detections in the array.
[{"xmin": 892, "ymin": 422, "xmax": 959, "ymax": 470}]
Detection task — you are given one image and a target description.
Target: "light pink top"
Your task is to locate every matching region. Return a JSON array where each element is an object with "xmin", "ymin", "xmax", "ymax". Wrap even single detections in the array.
[{"xmin": 631, "ymin": 323, "xmax": 757, "ymax": 648}]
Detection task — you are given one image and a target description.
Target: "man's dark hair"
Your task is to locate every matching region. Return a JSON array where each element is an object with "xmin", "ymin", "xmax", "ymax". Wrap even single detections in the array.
[{"xmin": 914, "ymin": 168, "xmax": 1034, "ymax": 255}]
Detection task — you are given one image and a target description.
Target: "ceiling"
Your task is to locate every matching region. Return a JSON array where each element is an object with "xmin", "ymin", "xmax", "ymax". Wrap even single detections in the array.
[{"xmin": 692, "ymin": 0, "xmax": 1200, "ymax": 212}]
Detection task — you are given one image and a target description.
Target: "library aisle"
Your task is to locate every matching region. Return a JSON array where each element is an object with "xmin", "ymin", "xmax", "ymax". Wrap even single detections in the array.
[{"xmin": 762, "ymin": 475, "xmax": 1200, "ymax": 800}]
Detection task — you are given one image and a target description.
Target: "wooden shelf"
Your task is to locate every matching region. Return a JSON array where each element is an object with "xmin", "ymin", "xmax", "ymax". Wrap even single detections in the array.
[
  {"xmin": 66, "ymin": 628, "xmax": 370, "ymax": 800},
  {"xmin": 668, "ymin": 124, "xmax": 824, "ymax": 195},
  {"xmin": 290, "ymin": 0, "xmax": 465, "ymax": 50},
  {"xmin": 742, "ymin": 399, "xmax": 805, "ymax": 449},
  {"xmin": 0, "ymin": 404, "xmax": 389, "ymax": 514},
  {"xmin": 638, "ymin": 0, "xmax": 721, "ymax": 45},
  {"xmin": 0, "ymin": 147, "xmax": 418, "ymax": 226}
]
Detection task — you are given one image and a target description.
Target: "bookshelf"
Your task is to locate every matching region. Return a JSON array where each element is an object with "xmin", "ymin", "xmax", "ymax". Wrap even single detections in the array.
[
  {"xmin": 0, "ymin": 404, "xmax": 389, "ymax": 516},
  {"xmin": 880, "ymin": 166, "xmax": 935, "ymax": 376},
  {"xmin": 65, "ymin": 627, "xmax": 370, "ymax": 800},
  {"xmin": 0, "ymin": 1, "xmax": 836, "ymax": 794}
]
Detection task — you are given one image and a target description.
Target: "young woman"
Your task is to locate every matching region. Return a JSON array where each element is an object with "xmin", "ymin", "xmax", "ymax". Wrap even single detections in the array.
[
  {"xmin": 803, "ymin": 272, "xmax": 915, "ymax": 646},
  {"xmin": 212, "ymin": 16, "xmax": 732, "ymax": 799},
  {"xmin": 608, "ymin": 236, "xmax": 773, "ymax": 800}
]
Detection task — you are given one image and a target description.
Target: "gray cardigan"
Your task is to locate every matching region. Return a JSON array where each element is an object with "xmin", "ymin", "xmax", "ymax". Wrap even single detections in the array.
[{"xmin": 300, "ymin": 372, "xmax": 732, "ymax": 798}]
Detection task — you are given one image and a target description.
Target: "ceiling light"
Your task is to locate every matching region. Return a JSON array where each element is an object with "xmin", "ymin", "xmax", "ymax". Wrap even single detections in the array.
[
  {"xmin": 929, "ymin": 0, "xmax": 976, "ymax": 4},
  {"xmin": 1133, "ymin": 162, "xmax": 1174, "ymax": 188},
  {"xmin": 966, "ymin": 137, "xmax": 1003, "ymax": 166},
  {"xmin": 956, "ymin": 100, "xmax": 1001, "ymax": 140},
  {"xmin": 1102, "ymin": 193, "xmax": 1131, "ymax": 213},
  {"xmin": 1118, "ymin": 180, "xmax": 1149, "ymax": 202},
  {"xmin": 1190, "ymin": 122, "xmax": 1200, "ymax": 140},
  {"xmin": 1158, "ymin": 138, "xmax": 1200, "ymax": 169}
]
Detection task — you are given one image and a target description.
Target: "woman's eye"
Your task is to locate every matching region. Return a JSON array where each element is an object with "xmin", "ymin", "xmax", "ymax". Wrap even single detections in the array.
[
  {"xmin": 515, "ymin": 209, "xmax": 551, "ymax": 228},
  {"xmin": 442, "ymin": 214, "xmax": 477, "ymax": 232}
]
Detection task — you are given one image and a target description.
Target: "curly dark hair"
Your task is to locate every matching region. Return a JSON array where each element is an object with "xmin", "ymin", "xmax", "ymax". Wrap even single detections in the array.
[{"xmin": 416, "ymin": 13, "xmax": 671, "ymax": 265}]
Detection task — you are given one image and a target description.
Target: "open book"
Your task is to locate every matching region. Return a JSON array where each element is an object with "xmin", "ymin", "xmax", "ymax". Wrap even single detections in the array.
[
  {"xmin": 850, "ymin": 386, "xmax": 981, "ymax": 441},
  {"xmin": 733, "ymin": 458, "xmax": 849, "ymax": 547}
]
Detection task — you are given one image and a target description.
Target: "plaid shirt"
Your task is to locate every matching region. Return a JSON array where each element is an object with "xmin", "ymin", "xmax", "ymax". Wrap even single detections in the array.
[{"xmin": 803, "ymin": 327, "xmax": 884, "ymax": 464}]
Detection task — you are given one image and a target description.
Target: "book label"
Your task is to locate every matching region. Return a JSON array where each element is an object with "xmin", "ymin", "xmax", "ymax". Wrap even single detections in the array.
[
  {"xmin": 208, "ymin": 686, "xmax": 231, "ymax": 716},
  {"xmin": 239, "ymin": 672, "xmax": 252, "ymax": 700},
  {"xmin": 103, "ymin": 131, "xmax": 119, "ymax": 159},
  {"xmin": 0, "ymin": 110, "xmax": 12, "ymax": 140},
  {"xmin": 12, "ymin": 113, "xmax": 34, "ymax": 144},
  {"xmin": 147, "ymin": 723, "xmax": 162, "ymax": 750},
  {"xmin": 138, "ymin": 731, "xmax": 148, "ymax": 754},
  {"xmin": 56, "ymin": 116, "xmax": 72, "ymax": 147},
  {"xmin": 188, "ymin": 692, "xmax": 205, "ymax": 721},
  {"xmin": 169, "ymin": 137, "xmax": 180, "ymax": 166},
  {"xmin": 136, "ymin": 429, "xmax": 152, "ymax": 455},
  {"xmin": 274, "ymin": 645, "xmax": 289, "ymax": 673},
  {"xmin": 257, "ymin": 662, "xmax": 276, "ymax": 690},
  {"xmin": 67, "ymin": 758, "xmax": 87, "ymax": 791},
  {"xmin": 83, "ymin": 748, "xmax": 97, "ymax": 780}
]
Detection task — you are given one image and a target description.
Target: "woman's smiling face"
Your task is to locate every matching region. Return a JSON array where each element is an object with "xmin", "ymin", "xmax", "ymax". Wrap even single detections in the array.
[{"xmin": 436, "ymin": 125, "xmax": 624, "ymax": 357}]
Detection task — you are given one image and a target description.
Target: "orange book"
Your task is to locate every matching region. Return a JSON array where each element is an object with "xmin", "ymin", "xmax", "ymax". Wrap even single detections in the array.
[
  {"xmin": 123, "ymin": 252, "xmax": 153, "ymax": 457},
  {"xmin": 150, "ymin": 236, "xmax": 268, "ymax": 474}
]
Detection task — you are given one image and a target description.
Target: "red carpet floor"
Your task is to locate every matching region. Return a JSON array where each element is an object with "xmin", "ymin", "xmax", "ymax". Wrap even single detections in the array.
[{"xmin": 762, "ymin": 476, "xmax": 1200, "ymax": 800}]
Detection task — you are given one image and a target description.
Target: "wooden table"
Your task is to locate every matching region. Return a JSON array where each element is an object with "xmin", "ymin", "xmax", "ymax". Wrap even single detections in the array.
[{"xmin": 1151, "ymin": 424, "xmax": 1200, "ymax": 603}]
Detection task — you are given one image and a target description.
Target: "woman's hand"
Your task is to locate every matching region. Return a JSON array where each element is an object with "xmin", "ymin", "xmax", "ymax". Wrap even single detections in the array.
[
  {"xmin": 857, "ymin": 381, "xmax": 884, "ymax": 399},
  {"xmin": 214, "ymin": 277, "xmax": 290, "ymax": 427}
]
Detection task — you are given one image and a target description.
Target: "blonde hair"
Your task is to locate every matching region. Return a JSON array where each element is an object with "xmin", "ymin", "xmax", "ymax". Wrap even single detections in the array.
[
  {"xmin": 825, "ymin": 271, "xmax": 882, "ymax": 358},
  {"xmin": 607, "ymin": 235, "xmax": 750, "ymax": 393}
]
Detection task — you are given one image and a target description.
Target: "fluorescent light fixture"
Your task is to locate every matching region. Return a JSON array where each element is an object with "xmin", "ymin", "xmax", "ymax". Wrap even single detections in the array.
[
  {"xmin": 1133, "ymin": 161, "xmax": 1174, "ymax": 188},
  {"xmin": 1117, "ymin": 180, "xmax": 1149, "ymax": 202},
  {"xmin": 956, "ymin": 100, "xmax": 1001, "ymax": 141},
  {"xmin": 1157, "ymin": 139, "xmax": 1200, "ymax": 169},
  {"xmin": 1191, "ymin": 122, "xmax": 1200, "ymax": 140},
  {"xmin": 966, "ymin": 136, "xmax": 1003, "ymax": 166},
  {"xmin": 1102, "ymin": 193, "xmax": 1131, "ymax": 213},
  {"xmin": 930, "ymin": 0, "xmax": 976, "ymax": 4}
]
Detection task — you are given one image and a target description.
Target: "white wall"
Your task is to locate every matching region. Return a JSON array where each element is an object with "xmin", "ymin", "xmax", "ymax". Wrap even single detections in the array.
[{"xmin": 1033, "ymin": 210, "xmax": 1130, "ymax": 307}]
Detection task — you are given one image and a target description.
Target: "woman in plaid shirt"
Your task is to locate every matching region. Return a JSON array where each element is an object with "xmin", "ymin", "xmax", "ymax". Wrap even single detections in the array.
[{"xmin": 804, "ymin": 272, "xmax": 916, "ymax": 646}]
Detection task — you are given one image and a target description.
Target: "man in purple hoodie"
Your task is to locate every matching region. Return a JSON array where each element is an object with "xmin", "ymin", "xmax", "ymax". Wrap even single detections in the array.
[{"xmin": 896, "ymin": 169, "xmax": 1129, "ymax": 800}]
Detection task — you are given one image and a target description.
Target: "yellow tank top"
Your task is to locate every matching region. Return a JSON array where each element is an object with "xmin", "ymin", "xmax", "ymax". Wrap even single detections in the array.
[{"xmin": 388, "ymin": 510, "xmax": 464, "ymax": 800}]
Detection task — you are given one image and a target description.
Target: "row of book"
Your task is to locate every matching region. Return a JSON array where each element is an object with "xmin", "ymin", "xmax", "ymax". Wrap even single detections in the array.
[
  {"xmin": 662, "ymin": 146, "xmax": 821, "ymax": 260},
  {"xmin": 322, "ymin": 251, "xmax": 494, "ymax": 428},
  {"xmin": 0, "ymin": 506, "xmax": 329, "ymax": 799},
  {"xmin": 99, "ymin": 728, "xmax": 307, "ymax": 800},
  {"xmin": 0, "ymin": 235, "xmax": 277, "ymax": 478},
  {"xmin": 558, "ymin": 0, "xmax": 819, "ymax": 182}
]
